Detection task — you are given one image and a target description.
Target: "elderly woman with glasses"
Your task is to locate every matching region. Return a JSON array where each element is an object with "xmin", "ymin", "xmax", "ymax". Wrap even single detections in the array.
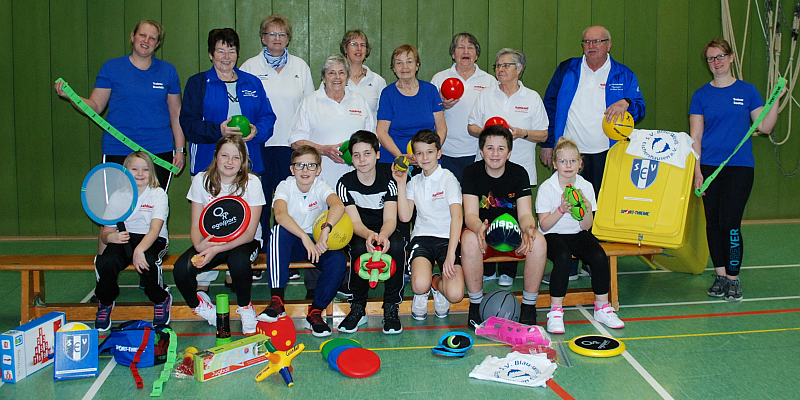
[
  {"xmin": 690, "ymin": 38, "xmax": 783, "ymax": 302},
  {"xmin": 337, "ymin": 30, "xmax": 386, "ymax": 115},
  {"xmin": 289, "ymin": 54, "xmax": 376, "ymax": 185},
  {"xmin": 241, "ymin": 13, "xmax": 315, "ymax": 236},
  {"xmin": 467, "ymin": 48, "xmax": 548, "ymax": 184},
  {"xmin": 376, "ymin": 44, "xmax": 447, "ymax": 164}
]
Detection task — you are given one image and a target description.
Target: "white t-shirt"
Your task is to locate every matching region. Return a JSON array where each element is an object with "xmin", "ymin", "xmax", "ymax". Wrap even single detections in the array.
[
  {"xmin": 468, "ymin": 81, "xmax": 549, "ymax": 184},
  {"xmin": 104, "ymin": 186, "xmax": 169, "ymax": 239},
  {"xmin": 273, "ymin": 176, "xmax": 336, "ymax": 234},
  {"xmin": 564, "ymin": 56, "xmax": 612, "ymax": 154},
  {"xmin": 405, "ymin": 165, "xmax": 462, "ymax": 239},
  {"xmin": 322, "ymin": 65, "xmax": 386, "ymax": 115},
  {"xmin": 289, "ymin": 87, "xmax": 376, "ymax": 185},
  {"xmin": 535, "ymin": 172, "xmax": 597, "ymax": 235},
  {"xmin": 187, "ymin": 172, "xmax": 267, "ymax": 242},
  {"xmin": 240, "ymin": 52, "xmax": 315, "ymax": 147},
  {"xmin": 431, "ymin": 64, "xmax": 496, "ymax": 158}
]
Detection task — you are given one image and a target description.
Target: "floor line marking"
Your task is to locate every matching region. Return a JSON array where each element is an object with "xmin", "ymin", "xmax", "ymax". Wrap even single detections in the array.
[
  {"xmin": 547, "ymin": 379, "xmax": 576, "ymax": 400},
  {"xmin": 577, "ymin": 305, "xmax": 674, "ymax": 400},
  {"xmin": 619, "ymin": 295, "xmax": 800, "ymax": 308},
  {"xmin": 82, "ymin": 358, "xmax": 116, "ymax": 400},
  {"xmin": 617, "ymin": 263, "xmax": 799, "ymax": 275},
  {"xmin": 80, "ymin": 289, "xmax": 95, "ymax": 303},
  {"xmin": 620, "ymin": 326, "xmax": 800, "ymax": 341}
]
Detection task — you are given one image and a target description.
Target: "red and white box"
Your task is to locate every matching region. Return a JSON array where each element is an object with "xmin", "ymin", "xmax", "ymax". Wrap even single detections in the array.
[{"xmin": 1, "ymin": 312, "xmax": 65, "ymax": 383}]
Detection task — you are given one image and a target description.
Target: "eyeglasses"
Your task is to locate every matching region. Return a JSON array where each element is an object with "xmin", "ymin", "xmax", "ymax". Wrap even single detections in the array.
[
  {"xmin": 291, "ymin": 162, "xmax": 319, "ymax": 171},
  {"xmin": 706, "ymin": 54, "xmax": 728, "ymax": 63},
  {"xmin": 262, "ymin": 32, "xmax": 288, "ymax": 39},
  {"xmin": 582, "ymin": 39, "xmax": 610, "ymax": 46},
  {"xmin": 493, "ymin": 62, "xmax": 517, "ymax": 70},
  {"xmin": 348, "ymin": 41, "xmax": 369, "ymax": 49},
  {"xmin": 557, "ymin": 159, "xmax": 579, "ymax": 165}
]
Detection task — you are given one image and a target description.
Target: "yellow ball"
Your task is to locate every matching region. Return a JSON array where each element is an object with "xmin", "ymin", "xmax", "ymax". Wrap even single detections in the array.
[
  {"xmin": 601, "ymin": 111, "xmax": 634, "ymax": 141},
  {"xmin": 312, "ymin": 211, "xmax": 354, "ymax": 250},
  {"xmin": 57, "ymin": 322, "xmax": 91, "ymax": 332}
]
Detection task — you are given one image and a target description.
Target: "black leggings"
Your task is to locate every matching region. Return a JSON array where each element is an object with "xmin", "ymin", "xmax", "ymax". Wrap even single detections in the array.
[
  {"xmin": 544, "ymin": 231, "xmax": 609, "ymax": 298},
  {"xmin": 95, "ymin": 234, "xmax": 169, "ymax": 305},
  {"xmin": 700, "ymin": 165, "xmax": 753, "ymax": 277}
]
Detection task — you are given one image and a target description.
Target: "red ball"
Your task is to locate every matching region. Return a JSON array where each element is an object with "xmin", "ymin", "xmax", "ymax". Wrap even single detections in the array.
[
  {"xmin": 441, "ymin": 77, "xmax": 465, "ymax": 100},
  {"xmin": 484, "ymin": 116, "xmax": 510, "ymax": 129}
]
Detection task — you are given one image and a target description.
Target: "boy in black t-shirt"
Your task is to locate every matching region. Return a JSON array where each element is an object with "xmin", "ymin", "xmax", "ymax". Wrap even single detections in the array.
[
  {"xmin": 461, "ymin": 125, "xmax": 547, "ymax": 328},
  {"xmin": 336, "ymin": 130, "xmax": 406, "ymax": 334}
]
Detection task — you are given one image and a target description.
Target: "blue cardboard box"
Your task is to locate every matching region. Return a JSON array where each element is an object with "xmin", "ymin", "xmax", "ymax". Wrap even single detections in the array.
[
  {"xmin": 1, "ymin": 312, "xmax": 65, "ymax": 383},
  {"xmin": 54, "ymin": 326, "xmax": 99, "ymax": 380}
]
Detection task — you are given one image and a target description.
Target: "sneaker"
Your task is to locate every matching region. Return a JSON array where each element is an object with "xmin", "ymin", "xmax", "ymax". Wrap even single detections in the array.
[
  {"xmin": 193, "ymin": 292, "xmax": 217, "ymax": 327},
  {"xmin": 519, "ymin": 304, "xmax": 537, "ymax": 326},
  {"xmin": 305, "ymin": 308, "xmax": 332, "ymax": 337},
  {"xmin": 382, "ymin": 304, "xmax": 403, "ymax": 334},
  {"xmin": 153, "ymin": 294, "xmax": 172, "ymax": 326},
  {"xmin": 707, "ymin": 275, "xmax": 729, "ymax": 298},
  {"xmin": 289, "ymin": 272, "xmax": 301, "ymax": 280},
  {"xmin": 541, "ymin": 273, "xmax": 578, "ymax": 285},
  {"xmin": 257, "ymin": 296, "xmax": 286, "ymax": 322},
  {"xmin": 236, "ymin": 302, "xmax": 258, "ymax": 335},
  {"xmin": 338, "ymin": 303, "xmax": 367, "ymax": 333},
  {"xmin": 337, "ymin": 282, "xmax": 353, "ymax": 299},
  {"xmin": 95, "ymin": 301, "xmax": 114, "ymax": 332},
  {"xmin": 252, "ymin": 270, "xmax": 263, "ymax": 281},
  {"xmin": 569, "ymin": 273, "xmax": 579, "ymax": 281},
  {"xmin": 411, "ymin": 292, "xmax": 429, "ymax": 320},
  {"xmin": 431, "ymin": 275, "xmax": 450, "ymax": 318},
  {"xmin": 546, "ymin": 308, "xmax": 565, "ymax": 334},
  {"xmin": 483, "ymin": 273, "xmax": 497, "ymax": 282},
  {"xmin": 593, "ymin": 304, "xmax": 625, "ymax": 329},
  {"xmin": 725, "ymin": 279, "xmax": 743, "ymax": 302},
  {"xmin": 580, "ymin": 264, "xmax": 592, "ymax": 277},
  {"xmin": 498, "ymin": 274, "xmax": 514, "ymax": 287},
  {"xmin": 468, "ymin": 302, "xmax": 482, "ymax": 329}
]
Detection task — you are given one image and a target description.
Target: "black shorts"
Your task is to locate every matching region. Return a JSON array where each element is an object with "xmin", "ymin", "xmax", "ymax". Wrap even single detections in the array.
[{"xmin": 408, "ymin": 236, "xmax": 461, "ymax": 271}]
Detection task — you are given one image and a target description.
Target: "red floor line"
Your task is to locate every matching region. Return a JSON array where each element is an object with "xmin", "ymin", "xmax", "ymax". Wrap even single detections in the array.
[{"xmin": 547, "ymin": 379, "xmax": 575, "ymax": 400}]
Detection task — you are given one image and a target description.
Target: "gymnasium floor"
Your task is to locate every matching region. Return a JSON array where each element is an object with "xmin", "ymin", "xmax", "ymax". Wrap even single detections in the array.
[{"xmin": 1, "ymin": 222, "xmax": 798, "ymax": 399}]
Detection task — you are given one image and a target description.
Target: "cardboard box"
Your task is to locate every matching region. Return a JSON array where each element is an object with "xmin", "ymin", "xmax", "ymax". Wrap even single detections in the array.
[
  {"xmin": 194, "ymin": 334, "xmax": 270, "ymax": 382},
  {"xmin": 54, "ymin": 327, "xmax": 99, "ymax": 380},
  {"xmin": 1, "ymin": 312, "xmax": 65, "ymax": 383}
]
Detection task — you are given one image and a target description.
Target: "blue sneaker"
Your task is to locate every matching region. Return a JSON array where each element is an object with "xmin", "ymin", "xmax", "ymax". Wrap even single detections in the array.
[
  {"xmin": 95, "ymin": 301, "xmax": 114, "ymax": 332},
  {"xmin": 153, "ymin": 293, "xmax": 172, "ymax": 326}
]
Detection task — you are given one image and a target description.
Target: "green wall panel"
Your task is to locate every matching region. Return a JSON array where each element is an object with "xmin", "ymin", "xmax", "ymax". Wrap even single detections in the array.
[
  {"xmin": 0, "ymin": 0, "xmax": 18, "ymax": 235},
  {"xmin": 2, "ymin": 0, "xmax": 798, "ymax": 238}
]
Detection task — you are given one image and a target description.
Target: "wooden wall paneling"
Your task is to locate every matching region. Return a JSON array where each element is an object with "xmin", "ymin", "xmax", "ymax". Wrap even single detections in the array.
[
  {"xmin": 13, "ymin": 0, "xmax": 55, "ymax": 235},
  {"xmin": 379, "ymin": 0, "xmax": 418, "ymax": 80},
  {"xmin": 0, "ymin": 0, "xmax": 18, "ymax": 235},
  {"xmin": 124, "ymin": 0, "xmax": 163, "ymax": 59},
  {"xmin": 236, "ymin": 0, "xmax": 272, "ymax": 61},
  {"xmin": 273, "ymin": 0, "xmax": 311, "ymax": 65},
  {"xmin": 623, "ymin": 0, "xmax": 658, "ymax": 129},
  {"xmin": 50, "ymin": 0, "xmax": 93, "ymax": 235},
  {"xmin": 198, "ymin": 0, "xmax": 236, "ymax": 69},
  {"xmin": 487, "ymin": 0, "xmax": 524, "ymax": 68},
  {"xmin": 590, "ymin": 0, "xmax": 625, "ymax": 64},
  {"xmin": 453, "ymin": 0, "xmax": 489, "ymax": 72},
  {"xmin": 554, "ymin": 0, "xmax": 591, "ymax": 64},
  {"xmin": 654, "ymin": 0, "xmax": 689, "ymax": 133},
  {"xmin": 309, "ymin": 0, "xmax": 346, "ymax": 78},
  {"xmin": 345, "ymin": 0, "xmax": 384, "ymax": 77},
  {"xmin": 417, "ymin": 0, "xmax": 454, "ymax": 81}
]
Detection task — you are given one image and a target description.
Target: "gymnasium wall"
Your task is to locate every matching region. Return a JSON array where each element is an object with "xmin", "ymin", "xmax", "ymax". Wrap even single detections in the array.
[{"xmin": 1, "ymin": 0, "xmax": 798, "ymax": 236}]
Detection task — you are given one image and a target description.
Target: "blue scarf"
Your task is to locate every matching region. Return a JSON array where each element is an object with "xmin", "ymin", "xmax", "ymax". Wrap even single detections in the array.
[{"xmin": 263, "ymin": 47, "xmax": 288, "ymax": 69}]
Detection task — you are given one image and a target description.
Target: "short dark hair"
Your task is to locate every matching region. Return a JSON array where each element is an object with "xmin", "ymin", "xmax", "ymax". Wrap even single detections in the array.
[
  {"xmin": 479, "ymin": 125, "xmax": 513, "ymax": 151},
  {"xmin": 208, "ymin": 28, "xmax": 239, "ymax": 55},
  {"xmin": 411, "ymin": 129, "xmax": 441, "ymax": 152},
  {"xmin": 349, "ymin": 130, "xmax": 379, "ymax": 153}
]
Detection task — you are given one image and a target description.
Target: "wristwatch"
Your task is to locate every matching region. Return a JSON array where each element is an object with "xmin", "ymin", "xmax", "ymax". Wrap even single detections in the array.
[
  {"xmin": 175, "ymin": 147, "xmax": 186, "ymax": 155},
  {"xmin": 320, "ymin": 222, "xmax": 333, "ymax": 231}
]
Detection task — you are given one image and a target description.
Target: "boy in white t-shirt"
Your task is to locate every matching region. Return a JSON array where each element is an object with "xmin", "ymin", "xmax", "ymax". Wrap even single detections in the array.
[
  {"xmin": 392, "ymin": 129, "xmax": 465, "ymax": 321},
  {"xmin": 257, "ymin": 145, "xmax": 347, "ymax": 337}
]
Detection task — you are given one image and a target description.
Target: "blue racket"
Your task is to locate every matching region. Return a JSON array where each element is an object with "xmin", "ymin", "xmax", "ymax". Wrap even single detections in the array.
[{"xmin": 81, "ymin": 162, "xmax": 138, "ymax": 257}]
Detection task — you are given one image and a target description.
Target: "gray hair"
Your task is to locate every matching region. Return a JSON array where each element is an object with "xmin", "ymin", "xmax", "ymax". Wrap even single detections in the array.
[
  {"xmin": 320, "ymin": 54, "xmax": 350, "ymax": 81},
  {"xmin": 495, "ymin": 48, "xmax": 526, "ymax": 78},
  {"xmin": 582, "ymin": 26, "xmax": 611, "ymax": 41},
  {"xmin": 449, "ymin": 32, "xmax": 481, "ymax": 58}
]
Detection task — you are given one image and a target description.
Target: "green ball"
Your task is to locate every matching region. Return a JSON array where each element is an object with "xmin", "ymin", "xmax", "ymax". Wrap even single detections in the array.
[
  {"xmin": 563, "ymin": 185, "xmax": 587, "ymax": 221},
  {"xmin": 485, "ymin": 213, "xmax": 522, "ymax": 252},
  {"xmin": 339, "ymin": 140, "xmax": 352, "ymax": 166},
  {"xmin": 228, "ymin": 115, "xmax": 251, "ymax": 137}
]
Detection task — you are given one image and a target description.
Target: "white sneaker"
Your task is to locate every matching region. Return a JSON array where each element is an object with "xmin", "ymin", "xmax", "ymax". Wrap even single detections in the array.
[
  {"xmin": 411, "ymin": 292, "xmax": 429, "ymax": 320},
  {"xmin": 483, "ymin": 273, "xmax": 497, "ymax": 282},
  {"xmin": 594, "ymin": 304, "xmax": 625, "ymax": 329},
  {"xmin": 546, "ymin": 308, "xmax": 565, "ymax": 334},
  {"xmin": 236, "ymin": 302, "xmax": 258, "ymax": 335},
  {"xmin": 498, "ymin": 274, "xmax": 514, "ymax": 287},
  {"xmin": 194, "ymin": 291, "xmax": 217, "ymax": 327},
  {"xmin": 431, "ymin": 288, "xmax": 450, "ymax": 318}
]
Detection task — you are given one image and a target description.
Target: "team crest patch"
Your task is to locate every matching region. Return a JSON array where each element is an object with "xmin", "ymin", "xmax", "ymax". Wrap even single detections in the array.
[
  {"xmin": 63, "ymin": 333, "xmax": 90, "ymax": 361},
  {"xmin": 630, "ymin": 159, "xmax": 658, "ymax": 190}
]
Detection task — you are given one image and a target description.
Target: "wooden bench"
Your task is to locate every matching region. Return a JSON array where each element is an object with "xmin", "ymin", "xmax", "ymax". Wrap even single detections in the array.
[{"xmin": 1, "ymin": 242, "xmax": 661, "ymax": 324}]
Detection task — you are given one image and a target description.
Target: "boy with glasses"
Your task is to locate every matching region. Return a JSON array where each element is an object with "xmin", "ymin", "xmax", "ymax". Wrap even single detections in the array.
[{"xmin": 257, "ymin": 145, "xmax": 347, "ymax": 337}]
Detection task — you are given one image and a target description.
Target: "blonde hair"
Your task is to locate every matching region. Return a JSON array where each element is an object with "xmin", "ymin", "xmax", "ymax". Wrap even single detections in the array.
[
  {"xmin": 552, "ymin": 137, "xmax": 583, "ymax": 172},
  {"xmin": 123, "ymin": 151, "xmax": 159, "ymax": 189},
  {"xmin": 205, "ymin": 136, "xmax": 251, "ymax": 197}
]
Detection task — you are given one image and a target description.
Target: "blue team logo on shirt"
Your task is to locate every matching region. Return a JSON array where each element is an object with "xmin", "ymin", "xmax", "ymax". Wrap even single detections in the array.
[{"xmin": 630, "ymin": 159, "xmax": 658, "ymax": 190}]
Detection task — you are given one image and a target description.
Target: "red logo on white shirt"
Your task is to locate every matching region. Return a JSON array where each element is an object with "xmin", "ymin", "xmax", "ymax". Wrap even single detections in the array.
[
  {"xmin": 140, "ymin": 204, "xmax": 154, "ymax": 212},
  {"xmin": 308, "ymin": 201, "xmax": 319, "ymax": 211},
  {"xmin": 473, "ymin": 85, "xmax": 486, "ymax": 90},
  {"xmin": 432, "ymin": 191, "xmax": 445, "ymax": 200},
  {"xmin": 600, "ymin": 83, "xmax": 606, "ymax": 88},
  {"xmin": 514, "ymin": 106, "xmax": 529, "ymax": 113},
  {"xmin": 349, "ymin": 109, "xmax": 363, "ymax": 116}
]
